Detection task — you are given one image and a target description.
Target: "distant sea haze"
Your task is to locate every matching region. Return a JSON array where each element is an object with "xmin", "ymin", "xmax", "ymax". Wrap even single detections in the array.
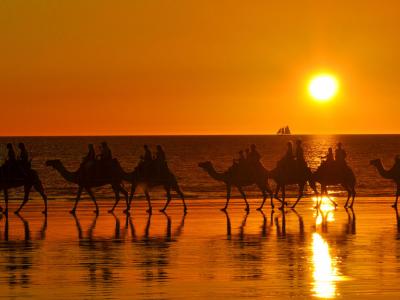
[{"xmin": 1, "ymin": 135, "xmax": 399, "ymax": 201}]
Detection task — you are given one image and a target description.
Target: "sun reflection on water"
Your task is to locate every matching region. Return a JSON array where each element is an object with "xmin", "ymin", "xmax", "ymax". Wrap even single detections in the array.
[
  {"xmin": 311, "ymin": 195, "xmax": 344, "ymax": 298},
  {"xmin": 312, "ymin": 233, "xmax": 339, "ymax": 298},
  {"xmin": 313, "ymin": 196, "xmax": 336, "ymax": 226}
]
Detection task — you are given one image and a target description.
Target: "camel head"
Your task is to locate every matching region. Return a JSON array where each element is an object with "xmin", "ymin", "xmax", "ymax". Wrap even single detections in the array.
[
  {"xmin": 369, "ymin": 159, "xmax": 381, "ymax": 167},
  {"xmin": 198, "ymin": 161, "xmax": 213, "ymax": 171},
  {"xmin": 45, "ymin": 159, "xmax": 62, "ymax": 169}
]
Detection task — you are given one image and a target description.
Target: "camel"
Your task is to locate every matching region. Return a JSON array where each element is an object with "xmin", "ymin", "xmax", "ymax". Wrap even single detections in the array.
[
  {"xmin": 46, "ymin": 159, "xmax": 129, "ymax": 214},
  {"xmin": 198, "ymin": 161, "xmax": 273, "ymax": 211},
  {"xmin": 259, "ymin": 160, "xmax": 318, "ymax": 210},
  {"xmin": 124, "ymin": 161, "xmax": 186, "ymax": 214},
  {"xmin": 0, "ymin": 164, "xmax": 48, "ymax": 214},
  {"xmin": 370, "ymin": 158, "xmax": 400, "ymax": 207},
  {"xmin": 312, "ymin": 162, "xmax": 356, "ymax": 208}
]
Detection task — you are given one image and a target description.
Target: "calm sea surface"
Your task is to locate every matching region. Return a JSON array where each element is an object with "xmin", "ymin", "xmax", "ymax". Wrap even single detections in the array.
[{"xmin": 0, "ymin": 135, "xmax": 400, "ymax": 299}]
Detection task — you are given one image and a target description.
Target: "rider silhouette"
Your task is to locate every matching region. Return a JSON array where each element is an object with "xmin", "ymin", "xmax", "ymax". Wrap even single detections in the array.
[
  {"xmin": 17, "ymin": 143, "xmax": 29, "ymax": 164},
  {"xmin": 6, "ymin": 143, "xmax": 16, "ymax": 163},
  {"xmin": 322, "ymin": 147, "xmax": 334, "ymax": 163},
  {"xmin": 335, "ymin": 143, "xmax": 347, "ymax": 164},
  {"xmin": 99, "ymin": 142, "xmax": 112, "ymax": 161},
  {"xmin": 155, "ymin": 145, "xmax": 167, "ymax": 176},
  {"xmin": 237, "ymin": 150, "xmax": 245, "ymax": 165},
  {"xmin": 17, "ymin": 142, "xmax": 30, "ymax": 173},
  {"xmin": 83, "ymin": 144, "xmax": 95, "ymax": 163},
  {"xmin": 247, "ymin": 144, "xmax": 261, "ymax": 164},
  {"xmin": 143, "ymin": 145, "xmax": 152, "ymax": 162}
]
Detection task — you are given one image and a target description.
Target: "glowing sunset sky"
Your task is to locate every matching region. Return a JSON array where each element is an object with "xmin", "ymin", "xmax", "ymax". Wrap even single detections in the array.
[{"xmin": 1, "ymin": 1, "xmax": 400, "ymax": 135}]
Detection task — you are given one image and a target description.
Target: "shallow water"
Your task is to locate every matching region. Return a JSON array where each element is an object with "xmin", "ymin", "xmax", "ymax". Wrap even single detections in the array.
[{"xmin": 1, "ymin": 198, "xmax": 400, "ymax": 299}]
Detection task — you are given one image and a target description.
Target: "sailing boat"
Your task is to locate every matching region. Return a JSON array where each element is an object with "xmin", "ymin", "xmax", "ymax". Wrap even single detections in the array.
[{"xmin": 277, "ymin": 126, "xmax": 291, "ymax": 135}]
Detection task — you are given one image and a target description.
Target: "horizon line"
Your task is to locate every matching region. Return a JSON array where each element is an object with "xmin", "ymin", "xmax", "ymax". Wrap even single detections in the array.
[{"xmin": 0, "ymin": 132, "xmax": 399, "ymax": 138}]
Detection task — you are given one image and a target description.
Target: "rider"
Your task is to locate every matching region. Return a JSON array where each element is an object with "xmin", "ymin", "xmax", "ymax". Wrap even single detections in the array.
[
  {"xmin": 143, "ymin": 145, "xmax": 152, "ymax": 162},
  {"xmin": 6, "ymin": 143, "xmax": 16, "ymax": 163},
  {"xmin": 335, "ymin": 142, "xmax": 347, "ymax": 164},
  {"xmin": 99, "ymin": 142, "xmax": 112, "ymax": 161},
  {"xmin": 17, "ymin": 142, "xmax": 30, "ymax": 172},
  {"xmin": 82, "ymin": 144, "xmax": 96, "ymax": 165},
  {"xmin": 155, "ymin": 145, "xmax": 167, "ymax": 176},
  {"xmin": 247, "ymin": 144, "xmax": 261, "ymax": 164},
  {"xmin": 17, "ymin": 143, "xmax": 29, "ymax": 163},
  {"xmin": 237, "ymin": 150, "xmax": 245, "ymax": 165},
  {"xmin": 322, "ymin": 147, "xmax": 334, "ymax": 163}
]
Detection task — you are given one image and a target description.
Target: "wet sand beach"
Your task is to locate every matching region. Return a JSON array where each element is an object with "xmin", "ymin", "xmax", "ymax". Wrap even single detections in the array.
[{"xmin": 0, "ymin": 197, "xmax": 400, "ymax": 299}]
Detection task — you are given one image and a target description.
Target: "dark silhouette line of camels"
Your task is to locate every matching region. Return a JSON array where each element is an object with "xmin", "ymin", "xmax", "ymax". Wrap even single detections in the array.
[
  {"xmin": 199, "ymin": 158, "xmax": 357, "ymax": 211},
  {"xmin": 46, "ymin": 159, "xmax": 186, "ymax": 214}
]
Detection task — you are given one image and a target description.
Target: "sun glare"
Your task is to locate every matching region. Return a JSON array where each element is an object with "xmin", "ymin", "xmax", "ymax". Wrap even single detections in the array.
[{"xmin": 308, "ymin": 74, "xmax": 339, "ymax": 102}]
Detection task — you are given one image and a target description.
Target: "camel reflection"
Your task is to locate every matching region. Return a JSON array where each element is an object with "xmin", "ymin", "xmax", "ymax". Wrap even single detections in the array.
[
  {"xmin": 126, "ymin": 212, "xmax": 186, "ymax": 282},
  {"xmin": 72, "ymin": 213, "xmax": 122, "ymax": 289},
  {"xmin": 0, "ymin": 213, "xmax": 46, "ymax": 289}
]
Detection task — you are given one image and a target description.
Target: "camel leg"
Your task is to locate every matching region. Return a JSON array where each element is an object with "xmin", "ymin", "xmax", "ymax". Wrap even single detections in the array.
[
  {"xmin": 33, "ymin": 181, "xmax": 48, "ymax": 214},
  {"xmin": 144, "ymin": 189, "xmax": 152, "ymax": 214},
  {"xmin": 237, "ymin": 186, "xmax": 250, "ymax": 212},
  {"xmin": 291, "ymin": 184, "xmax": 304, "ymax": 209},
  {"xmin": 85, "ymin": 187, "xmax": 99, "ymax": 215},
  {"xmin": 160, "ymin": 187, "xmax": 172, "ymax": 212},
  {"xmin": 274, "ymin": 185, "xmax": 282, "ymax": 202},
  {"xmin": 221, "ymin": 185, "xmax": 231, "ymax": 211},
  {"xmin": 15, "ymin": 184, "xmax": 32, "ymax": 214},
  {"xmin": 3, "ymin": 189, "xmax": 9, "ymax": 215},
  {"xmin": 343, "ymin": 185, "xmax": 351, "ymax": 208},
  {"xmin": 392, "ymin": 186, "xmax": 399, "ymax": 208},
  {"xmin": 119, "ymin": 186, "xmax": 129, "ymax": 214},
  {"xmin": 109, "ymin": 185, "xmax": 121, "ymax": 213},
  {"xmin": 256, "ymin": 183, "xmax": 268, "ymax": 211},
  {"xmin": 173, "ymin": 184, "xmax": 187, "ymax": 212},
  {"xmin": 349, "ymin": 188, "xmax": 356, "ymax": 208},
  {"xmin": 280, "ymin": 186, "xmax": 286, "ymax": 210},
  {"xmin": 70, "ymin": 186, "xmax": 83, "ymax": 214},
  {"xmin": 128, "ymin": 184, "xmax": 137, "ymax": 208}
]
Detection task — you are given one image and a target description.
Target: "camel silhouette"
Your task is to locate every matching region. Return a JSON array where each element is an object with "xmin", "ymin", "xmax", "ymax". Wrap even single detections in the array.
[
  {"xmin": 124, "ymin": 161, "xmax": 186, "ymax": 214},
  {"xmin": 46, "ymin": 159, "xmax": 129, "ymax": 214},
  {"xmin": 370, "ymin": 159, "xmax": 400, "ymax": 207},
  {"xmin": 258, "ymin": 161, "xmax": 318, "ymax": 210},
  {"xmin": 312, "ymin": 162, "xmax": 356, "ymax": 208},
  {"xmin": 0, "ymin": 165, "xmax": 47, "ymax": 214},
  {"xmin": 198, "ymin": 161, "xmax": 273, "ymax": 211}
]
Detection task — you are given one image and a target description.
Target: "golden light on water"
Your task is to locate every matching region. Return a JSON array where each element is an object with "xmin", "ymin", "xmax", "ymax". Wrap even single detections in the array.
[
  {"xmin": 312, "ymin": 233, "xmax": 339, "ymax": 298},
  {"xmin": 308, "ymin": 74, "xmax": 339, "ymax": 102},
  {"xmin": 312, "ymin": 195, "xmax": 346, "ymax": 299},
  {"xmin": 313, "ymin": 196, "xmax": 336, "ymax": 226}
]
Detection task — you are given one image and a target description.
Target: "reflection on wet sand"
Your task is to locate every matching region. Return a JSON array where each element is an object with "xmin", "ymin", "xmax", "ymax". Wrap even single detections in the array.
[
  {"xmin": 311, "ymin": 196, "xmax": 350, "ymax": 298},
  {"xmin": 0, "ymin": 200, "xmax": 400, "ymax": 298},
  {"xmin": 0, "ymin": 212, "xmax": 47, "ymax": 290}
]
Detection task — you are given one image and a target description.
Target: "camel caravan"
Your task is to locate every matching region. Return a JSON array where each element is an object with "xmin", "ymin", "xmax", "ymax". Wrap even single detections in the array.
[
  {"xmin": 0, "ymin": 140, "xmax": 399, "ymax": 214},
  {"xmin": 199, "ymin": 141, "xmax": 357, "ymax": 211}
]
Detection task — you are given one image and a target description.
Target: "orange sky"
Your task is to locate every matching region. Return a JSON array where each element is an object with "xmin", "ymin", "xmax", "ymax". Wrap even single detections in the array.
[{"xmin": 1, "ymin": 0, "xmax": 400, "ymax": 135}]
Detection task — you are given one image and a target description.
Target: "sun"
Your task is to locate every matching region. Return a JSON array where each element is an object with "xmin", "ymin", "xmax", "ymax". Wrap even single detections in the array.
[{"xmin": 308, "ymin": 74, "xmax": 339, "ymax": 102}]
